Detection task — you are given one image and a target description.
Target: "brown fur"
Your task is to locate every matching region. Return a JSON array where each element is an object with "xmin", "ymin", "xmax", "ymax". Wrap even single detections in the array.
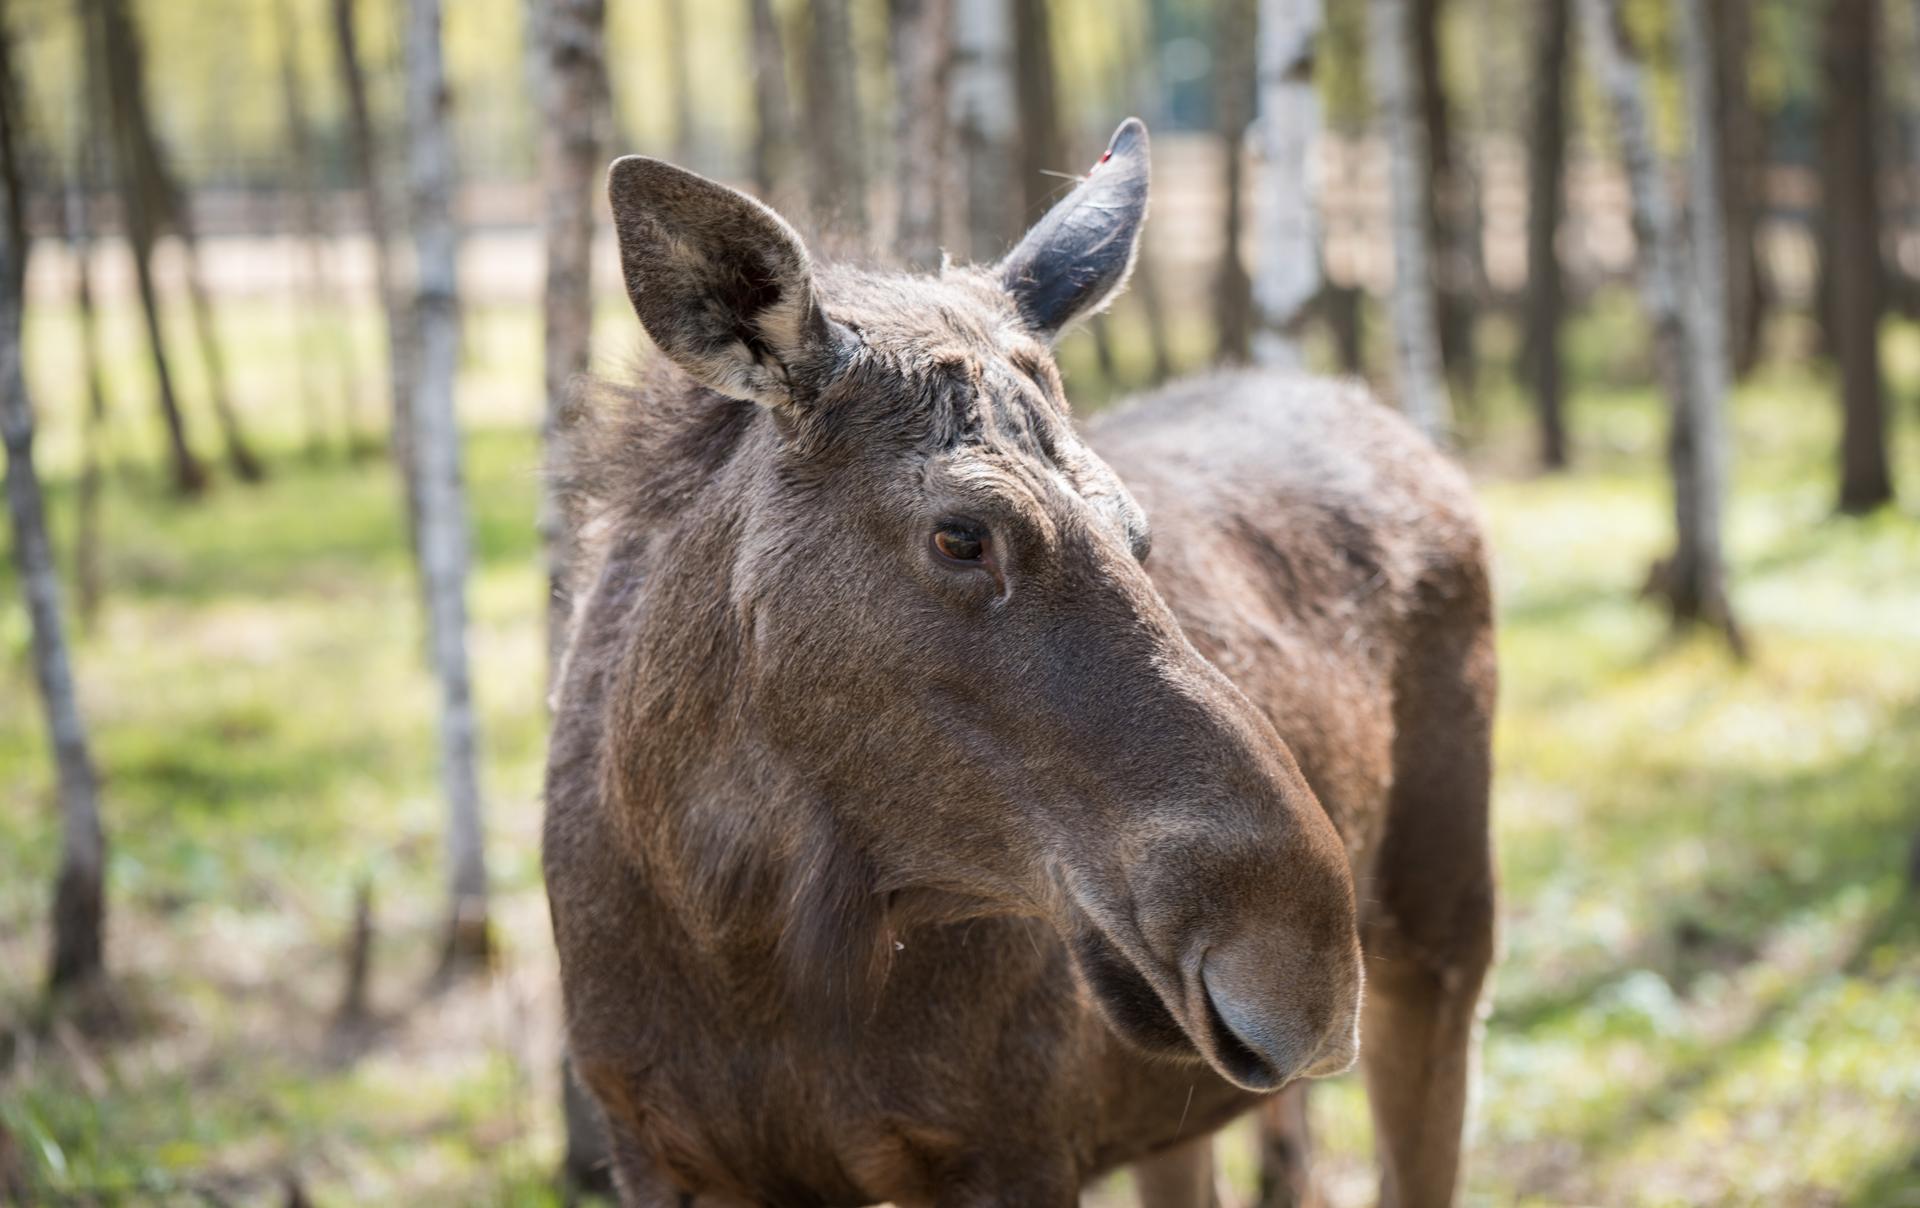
[{"xmin": 545, "ymin": 123, "xmax": 1495, "ymax": 1208}]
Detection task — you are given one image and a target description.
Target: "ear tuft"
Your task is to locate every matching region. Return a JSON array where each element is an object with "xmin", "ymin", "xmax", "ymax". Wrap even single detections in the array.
[
  {"xmin": 997, "ymin": 119, "xmax": 1151, "ymax": 341},
  {"xmin": 608, "ymin": 156, "xmax": 849, "ymax": 406}
]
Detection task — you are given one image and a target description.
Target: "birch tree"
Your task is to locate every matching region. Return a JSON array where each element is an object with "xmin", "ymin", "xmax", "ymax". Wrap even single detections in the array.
[
  {"xmin": 889, "ymin": 0, "xmax": 951, "ymax": 269},
  {"xmin": 0, "ymin": 30, "xmax": 108, "ymax": 992},
  {"xmin": 1524, "ymin": 0, "xmax": 1570, "ymax": 469},
  {"xmin": 406, "ymin": 0, "xmax": 491, "ymax": 963},
  {"xmin": 949, "ymin": 0, "xmax": 1017, "ymax": 260},
  {"xmin": 333, "ymin": 0, "xmax": 422, "ymax": 548},
  {"xmin": 1824, "ymin": 0, "xmax": 1894, "ymax": 513},
  {"xmin": 1578, "ymin": 0, "xmax": 1742, "ymax": 648},
  {"xmin": 1251, "ymin": 0, "xmax": 1324, "ymax": 368},
  {"xmin": 1368, "ymin": 0, "xmax": 1453, "ymax": 440}
]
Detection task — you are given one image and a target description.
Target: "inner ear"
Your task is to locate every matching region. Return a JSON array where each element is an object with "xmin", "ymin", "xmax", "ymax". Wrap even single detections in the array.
[
  {"xmin": 998, "ymin": 119, "xmax": 1152, "ymax": 341},
  {"xmin": 608, "ymin": 155, "xmax": 851, "ymax": 406}
]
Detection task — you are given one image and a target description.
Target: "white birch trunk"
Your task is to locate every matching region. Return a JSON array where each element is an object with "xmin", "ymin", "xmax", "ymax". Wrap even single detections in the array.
[
  {"xmin": 1251, "ymin": 0, "xmax": 1325, "ymax": 368},
  {"xmin": 538, "ymin": 0, "xmax": 608, "ymax": 676},
  {"xmin": 1578, "ymin": 0, "xmax": 1739, "ymax": 640},
  {"xmin": 1368, "ymin": 0, "xmax": 1453, "ymax": 440},
  {"xmin": 406, "ymin": 0, "xmax": 490, "ymax": 957},
  {"xmin": 1, "ymin": 130, "xmax": 108, "ymax": 990}
]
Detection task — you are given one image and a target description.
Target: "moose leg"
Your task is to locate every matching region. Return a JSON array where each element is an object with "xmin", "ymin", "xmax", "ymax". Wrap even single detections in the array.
[
  {"xmin": 1252, "ymin": 1085, "xmax": 1314, "ymax": 1208},
  {"xmin": 1130, "ymin": 1134, "xmax": 1216, "ymax": 1208},
  {"xmin": 1361, "ymin": 618, "xmax": 1496, "ymax": 1208}
]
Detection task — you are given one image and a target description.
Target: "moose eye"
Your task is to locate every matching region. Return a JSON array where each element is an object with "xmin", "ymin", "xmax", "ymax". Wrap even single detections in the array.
[{"xmin": 932, "ymin": 524, "xmax": 987, "ymax": 564}]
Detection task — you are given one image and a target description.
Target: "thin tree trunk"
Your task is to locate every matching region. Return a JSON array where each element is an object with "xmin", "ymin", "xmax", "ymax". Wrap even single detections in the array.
[
  {"xmin": 1214, "ymin": 0, "xmax": 1257, "ymax": 365},
  {"xmin": 1013, "ymin": 0, "xmax": 1065, "ymax": 228},
  {"xmin": 280, "ymin": 0, "xmax": 357, "ymax": 458},
  {"xmin": 1578, "ymin": 0, "xmax": 1742, "ymax": 648},
  {"xmin": 84, "ymin": 0, "xmax": 205, "ymax": 495},
  {"xmin": 539, "ymin": 0, "xmax": 607, "ymax": 703},
  {"xmin": 541, "ymin": 3, "xmax": 613, "ymax": 1177},
  {"xmin": 406, "ymin": 0, "xmax": 491, "ymax": 966},
  {"xmin": 1711, "ymin": 0, "xmax": 1762, "ymax": 377},
  {"xmin": 334, "ymin": 0, "xmax": 423, "ymax": 547},
  {"xmin": 63, "ymin": 151, "xmax": 113, "ymax": 627},
  {"xmin": 0, "ymin": 39, "xmax": 108, "ymax": 992},
  {"xmin": 1524, "ymin": 0, "xmax": 1570, "ymax": 469},
  {"xmin": 178, "ymin": 222, "xmax": 266, "ymax": 483},
  {"xmin": 1369, "ymin": 0, "xmax": 1453, "ymax": 441},
  {"xmin": 889, "ymin": 0, "xmax": 951, "ymax": 269},
  {"xmin": 748, "ymin": 0, "xmax": 795, "ymax": 203},
  {"xmin": 1412, "ymin": 0, "xmax": 1474, "ymax": 394},
  {"xmin": 949, "ymin": 0, "xmax": 1017, "ymax": 260},
  {"xmin": 1134, "ymin": 248, "xmax": 1175, "ymax": 384},
  {"xmin": 803, "ymin": 0, "xmax": 868, "ymax": 239},
  {"xmin": 1825, "ymin": 0, "xmax": 1894, "ymax": 513},
  {"xmin": 1251, "ymin": 0, "xmax": 1325, "ymax": 368}
]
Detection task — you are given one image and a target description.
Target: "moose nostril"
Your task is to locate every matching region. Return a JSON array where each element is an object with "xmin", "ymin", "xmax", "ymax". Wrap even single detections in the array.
[{"xmin": 1199, "ymin": 964, "xmax": 1317, "ymax": 1091}]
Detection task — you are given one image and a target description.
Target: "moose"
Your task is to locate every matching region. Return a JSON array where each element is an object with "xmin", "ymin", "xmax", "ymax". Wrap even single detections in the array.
[{"xmin": 544, "ymin": 118, "xmax": 1496, "ymax": 1207}]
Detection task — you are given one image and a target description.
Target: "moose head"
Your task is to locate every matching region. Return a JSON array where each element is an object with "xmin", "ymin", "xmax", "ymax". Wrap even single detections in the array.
[{"xmin": 599, "ymin": 119, "xmax": 1363, "ymax": 1092}]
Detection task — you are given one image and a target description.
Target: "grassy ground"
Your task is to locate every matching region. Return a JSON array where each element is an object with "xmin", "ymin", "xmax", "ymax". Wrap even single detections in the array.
[{"xmin": 2, "ymin": 293, "xmax": 1918, "ymax": 1205}]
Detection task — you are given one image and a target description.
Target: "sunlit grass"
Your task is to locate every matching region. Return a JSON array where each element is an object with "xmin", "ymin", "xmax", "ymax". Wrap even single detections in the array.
[{"xmin": 3, "ymin": 293, "xmax": 1919, "ymax": 1204}]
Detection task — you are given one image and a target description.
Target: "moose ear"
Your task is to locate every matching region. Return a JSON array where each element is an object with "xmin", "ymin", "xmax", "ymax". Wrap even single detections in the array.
[
  {"xmin": 608, "ymin": 156, "xmax": 851, "ymax": 406},
  {"xmin": 997, "ymin": 118, "xmax": 1151, "ymax": 341}
]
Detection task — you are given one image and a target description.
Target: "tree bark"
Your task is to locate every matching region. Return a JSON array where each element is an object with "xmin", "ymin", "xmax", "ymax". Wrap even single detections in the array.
[
  {"xmin": 1413, "ymin": 0, "xmax": 1474, "ymax": 393},
  {"xmin": 889, "ymin": 0, "xmax": 952, "ymax": 269},
  {"xmin": 1524, "ymin": 0, "xmax": 1570, "ymax": 469},
  {"xmin": 62, "ymin": 144, "xmax": 113, "ymax": 627},
  {"xmin": 406, "ymin": 0, "xmax": 491, "ymax": 966},
  {"xmin": 1824, "ymin": 0, "xmax": 1894, "ymax": 513},
  {"xmin": 538, "ymin": 0, "xmax": 608, "ymax": 678},
  {"xmin": 1251, "ymin": 0, "xmax": 1325, "ymax": 368},
  {"xmin": 1013, "ymin": 0, "xmax": 1065, "ymax": 227},
  {"xmin": 1369, "ymin": 0, "xmax": 1453, "ymax": 441},
  {"xmin": 1214, "ymin": 0, "xmax": 1257, "ymax": 365},
  {"xmin": 83, "ymin": 0, "xmax": 205, "ymax": 495},
  {"xmin": 0, "ymin": 39, "xmax": 108, "ymax": 992},
  {"xmin": 748, "ymin": 0, "xmax": 795, "ymax": 204},
  {"xmin": 334, "ymin": 0, "xmax": 423, "ymax": 548},
  {"xmin": 803, "ymin": 0, "xmax": 869, "ymax": 238},
  {"xmin": 1710, "ymin": 0, "xmax": 1762, "ymax": 377},
  {"xmin": 1578, "ymin": 0, "xmax": 1742, "ymax": 647},
  {"xmin": 949, "ymin": 0, "xmax": 1017, "ymax": 260}
]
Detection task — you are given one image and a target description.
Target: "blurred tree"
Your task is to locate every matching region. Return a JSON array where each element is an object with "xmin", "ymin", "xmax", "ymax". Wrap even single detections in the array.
[
  {"xmin": 95, "ymin": 0, "xmax": 266, "ymax": 486},
  {"xmin": 1413, "ymin": 0, "xmax": 1475, "ymax": 395},
  {"xmin": 1, "ymin": 26, "xmax": 108, "ymax": 993},
  {"xmin": 1824, "ymin": 0, "xmax": 1894, "ymax": 513},
  {"xmin": 539, "ymin": 1, "xmax": 613, "ymax": 1174},
  {"xmin": 803, "ymin": 0, "xmax": 869, "ymax": 237},
  {"xmin": 1369, "ymin": 0, "xmax": 1453, "ymax": 441},
  {"xmin": 748, "ymin": 0, "xmax": 796, "ymax": 203},
  {"xmin": 406, "ymin": 0, "xmax": 492, "ymax": 966},
  {"xmin": 951, "ymin": 0, "xmax": 1017, "ymax": 258},
  {"xmin": 1711, "ymin": 0, "xmax": 1763, "ymax": 378},
  {"xmin": 62, "ymin": 138, "xmax": 114, "ymax": 628},
  {"xmin": 1250, "ymin": 0, "xmax": 1324, "ymax": 369},
  {"xmin": 889, "ymin": 0, "xmax": 952, "ymax": 269},
  {"xmin": 1213, "ymin": 0, "xmax": 1256, "ymax": 364},
  {"xmin": 1014, "ymin": 0, "xmax": 1065, "ymax": 225},
  {"xmin": 277, "ymin": 0, "xmax": 358, "ymax": 460},
  {"xmin": 81, "ymin": 0, "xmax": 205, "ymax": 495},
  {"xmin": 1523, "ymin": 0, "xmax": 1570, "ymax": 469},
  {"xmin": 333, "ymin": 0, "xmax": 423, "ymax": 552},
  {"xmin": 1578, "ymin": 0, "xmax": 1743, "ymax": 650}
]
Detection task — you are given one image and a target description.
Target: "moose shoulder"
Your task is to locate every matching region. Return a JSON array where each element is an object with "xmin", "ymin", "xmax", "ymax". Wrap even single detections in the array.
[{"xmin": 544, "ymin": 119, "xmax": 1496, "ymax": 1207}]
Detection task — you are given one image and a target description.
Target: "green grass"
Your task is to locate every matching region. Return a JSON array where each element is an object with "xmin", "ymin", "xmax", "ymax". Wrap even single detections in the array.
[{"xmin": 3, "ymin": 293, "xmax": 1919, "ymax": 1205}]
